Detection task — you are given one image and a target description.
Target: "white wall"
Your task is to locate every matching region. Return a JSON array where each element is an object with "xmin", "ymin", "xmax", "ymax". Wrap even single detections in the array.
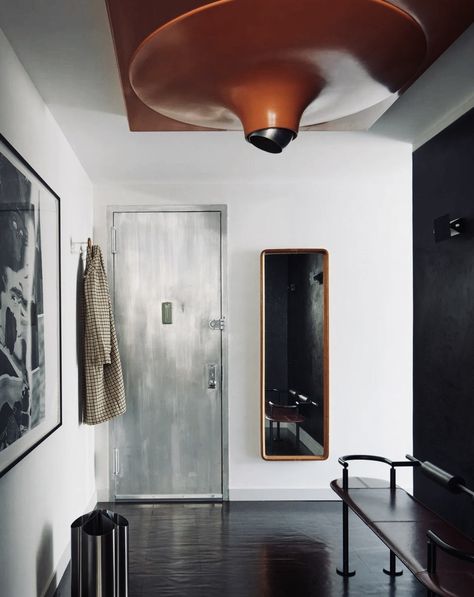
[
  {"xmin": 0, "ymin": 29, "xmax": 95, "ymax": 597},
  {"xmin": 94, "ymin": 132, "xmax": 414, "ymax": 500}
]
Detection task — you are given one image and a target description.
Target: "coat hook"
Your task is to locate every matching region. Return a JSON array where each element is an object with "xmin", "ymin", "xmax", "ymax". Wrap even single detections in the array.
[
  {"xmin": 70, "ymin": 238, "xmax": 89, "ymax": 254},
  {"xmin": 87, "ymin": 237, "xmax": 92, "ymax": 249}
]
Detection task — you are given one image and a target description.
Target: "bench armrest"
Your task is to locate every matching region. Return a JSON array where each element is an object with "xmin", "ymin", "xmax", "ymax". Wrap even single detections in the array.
[
  {"xmin": 427, "ymin": 530, "xmax": 474, "ymax": 563},
  {"xmin": 338, "ymin": 454, "xmax": 417, "ymax": 490},
  {"xmin": 337, "ymin": 454, "xmax": 474, "ymax": 496},
  {"xmin": 338, "ymin": 454, "xmax": 416, "ymax": 468},
  {"xmin": 427, "ymin": 530, "xmax": 474, "ymax": 576}
]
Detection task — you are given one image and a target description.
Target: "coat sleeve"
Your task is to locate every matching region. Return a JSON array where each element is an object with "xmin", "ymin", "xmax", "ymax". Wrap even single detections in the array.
[{"xmin": 84, "ymin": 251, "xmax": 112, "ymax": 365}]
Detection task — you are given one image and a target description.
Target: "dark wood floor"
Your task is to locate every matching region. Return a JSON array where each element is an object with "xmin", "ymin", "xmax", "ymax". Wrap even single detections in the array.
[{"xmin": 56, "ymin": 501, "xmax": 425, "ymax": 596}]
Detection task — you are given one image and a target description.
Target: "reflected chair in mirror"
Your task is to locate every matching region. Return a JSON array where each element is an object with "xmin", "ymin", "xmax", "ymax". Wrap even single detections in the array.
[{"xmin": 265, "ymin": 396, "xmax": 305, "ymax": 452}]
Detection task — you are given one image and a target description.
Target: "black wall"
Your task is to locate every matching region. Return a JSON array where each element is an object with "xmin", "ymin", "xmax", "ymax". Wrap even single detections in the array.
[{"xmin": 413, "ymin": 108, "xmax": 474, "ymax": 538}]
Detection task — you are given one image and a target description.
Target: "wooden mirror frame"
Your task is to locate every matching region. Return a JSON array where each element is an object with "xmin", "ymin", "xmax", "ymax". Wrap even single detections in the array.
[{"xmin": 260, "ymin": 248, "xmax": 329, "ymax": 461}]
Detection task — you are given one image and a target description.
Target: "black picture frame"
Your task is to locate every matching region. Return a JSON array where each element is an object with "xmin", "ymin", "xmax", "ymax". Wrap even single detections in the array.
[{"xmin": 0, "ymin": 134, "xmax": 62, "ymax": 478}]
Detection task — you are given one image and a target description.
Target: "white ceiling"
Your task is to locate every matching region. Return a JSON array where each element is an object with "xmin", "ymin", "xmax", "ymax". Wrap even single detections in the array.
[{"xmin": 0, "ymin": 1, "xmax": 472, "ymax": 184}]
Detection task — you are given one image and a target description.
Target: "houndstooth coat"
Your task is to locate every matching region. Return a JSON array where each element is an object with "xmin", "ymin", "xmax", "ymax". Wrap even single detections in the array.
[{"xmin": 83, "ymin": 244, "xmax": 126, "ymax": 424}]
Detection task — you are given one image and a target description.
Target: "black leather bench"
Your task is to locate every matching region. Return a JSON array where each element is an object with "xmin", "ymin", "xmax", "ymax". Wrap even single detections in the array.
[{"xmin": 331, "ymin": 454, "xmax": 474, "ymax": 597}]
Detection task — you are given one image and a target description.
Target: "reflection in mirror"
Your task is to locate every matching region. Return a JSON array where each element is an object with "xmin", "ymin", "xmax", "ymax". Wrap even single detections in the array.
[{"xmin": 261, "ymin": 249, "xmax": 328, "ymax": 460}]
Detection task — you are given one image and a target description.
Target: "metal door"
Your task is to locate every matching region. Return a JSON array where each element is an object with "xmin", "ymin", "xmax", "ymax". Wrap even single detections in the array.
[{"xmin": 110, "ymin": 209, "xmax": 225, "ymax": 499}]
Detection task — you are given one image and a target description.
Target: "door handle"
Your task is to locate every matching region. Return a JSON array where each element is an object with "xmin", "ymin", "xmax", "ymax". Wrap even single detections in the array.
[{"xmin": 208, "ymin": 364, "xmax": 217, "ymax": 389}]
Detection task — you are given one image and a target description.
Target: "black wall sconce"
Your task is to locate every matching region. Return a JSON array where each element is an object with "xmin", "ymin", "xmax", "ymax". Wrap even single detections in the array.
[{"xmin": 433, "ymin": 214, "xmax": 464, "ymax": 242}]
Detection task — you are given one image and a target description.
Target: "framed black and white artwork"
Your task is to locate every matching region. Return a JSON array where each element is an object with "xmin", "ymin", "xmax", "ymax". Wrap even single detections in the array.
[{"xmin": 0, "ymin": 135, "xmax": 61, "ymax": 478}]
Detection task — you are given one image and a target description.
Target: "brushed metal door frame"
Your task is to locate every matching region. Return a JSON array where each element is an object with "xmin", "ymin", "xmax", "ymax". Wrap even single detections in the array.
[{"xmin": 106, "ymin": 204, "xmax": 229, "ymax": 501}]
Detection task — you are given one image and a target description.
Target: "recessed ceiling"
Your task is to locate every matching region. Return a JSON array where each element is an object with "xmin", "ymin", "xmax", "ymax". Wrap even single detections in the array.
[
  {"xmin": 107, "ymin": 0, "xmax": 474, "ymax": 137},
  {"xmin": 0, "ymin": 1, "xmax": 472, "ymax": 181}
]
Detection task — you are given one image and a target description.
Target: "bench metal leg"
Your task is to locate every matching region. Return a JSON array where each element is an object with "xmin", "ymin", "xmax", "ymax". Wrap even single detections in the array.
[
  {"xmin": 426, "ymin": 535, "xmax": 436, "ymax": 596},
  {"xmin": 383, "ymin": 550, "xmax": 403, "ymax": 576},
  {"xmin": 336, "ymin": 502, "xmax": 356, "ymax": 577}
]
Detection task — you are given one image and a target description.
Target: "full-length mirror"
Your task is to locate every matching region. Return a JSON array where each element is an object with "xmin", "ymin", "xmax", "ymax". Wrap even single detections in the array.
[{"xmin": 261, "ymin": 249, "xmax": 328, "ymax": 460}]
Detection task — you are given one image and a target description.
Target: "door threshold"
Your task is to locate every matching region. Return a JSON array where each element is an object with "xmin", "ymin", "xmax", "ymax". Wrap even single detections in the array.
[{"xmin": 114, "ymin": 493, "xmax": 223, "ymax": 503}]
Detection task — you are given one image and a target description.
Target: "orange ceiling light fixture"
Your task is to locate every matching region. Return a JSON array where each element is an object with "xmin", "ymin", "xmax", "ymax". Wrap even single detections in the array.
[
  {"xmin": 129, "ymin": 0, "xmax": 427, "ymax": 153},
  {"xmin": 106, "ymin": 0, "xmax": 474, "ymax": 153}
]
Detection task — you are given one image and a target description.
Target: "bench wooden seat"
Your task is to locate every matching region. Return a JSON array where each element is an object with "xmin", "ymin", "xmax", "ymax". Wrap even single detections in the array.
[{"xmin": 331, "ymin": 455, "xmax": 474, "ymax": 597}]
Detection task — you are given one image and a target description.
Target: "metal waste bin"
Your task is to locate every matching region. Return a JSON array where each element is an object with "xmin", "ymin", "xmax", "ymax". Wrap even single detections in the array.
[{"xmin": 71, "ymin": 509, "xmax": 128, "ymax": 597}]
